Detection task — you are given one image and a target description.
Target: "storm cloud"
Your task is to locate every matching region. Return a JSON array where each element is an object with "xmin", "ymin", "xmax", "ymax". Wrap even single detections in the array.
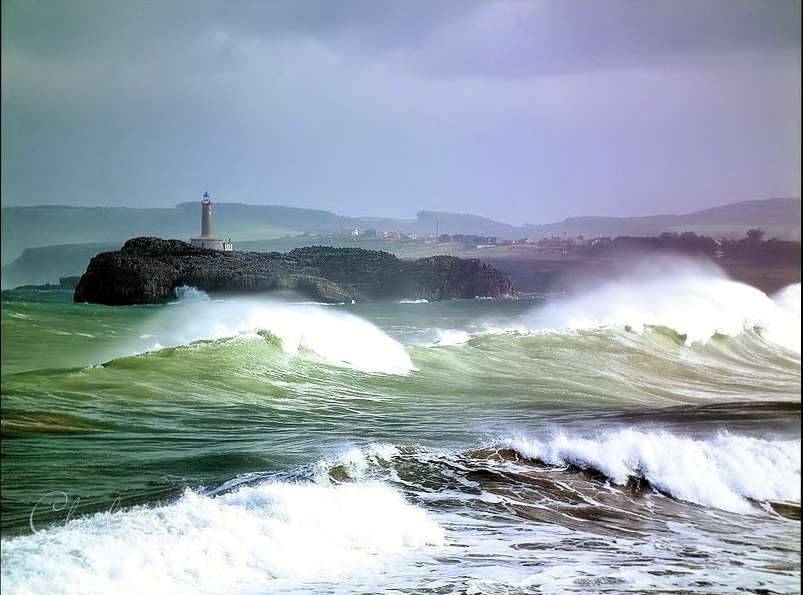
[{"xmin": 2, "ymin": 0, "xmax": 799, "ymax": 224}]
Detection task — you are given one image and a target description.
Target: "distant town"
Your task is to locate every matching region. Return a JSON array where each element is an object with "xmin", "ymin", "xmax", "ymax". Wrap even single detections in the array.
[
  {"xmin": 320, "ymin": 226, "xmax": 799, "ymax": 263},
  {"xmin": 333, "ymin": 226, "xmax": 607, "ymax": 254}
]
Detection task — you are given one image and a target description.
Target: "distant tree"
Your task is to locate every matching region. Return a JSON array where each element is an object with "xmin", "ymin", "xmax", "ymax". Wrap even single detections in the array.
[
  {"xmin": 452, "ymin": 234, "xmax": 484, "ymax": 245},
  {"xmin": 438, "ymin": 233, "xmax": 451, "ymax": 243},
  {"xmin": 718, "ymin": 229, "xmax": 799, "ymax": 265},
  {"xmin": 758, "ymin": 238, "xmax": 801, "ymax": 265}
]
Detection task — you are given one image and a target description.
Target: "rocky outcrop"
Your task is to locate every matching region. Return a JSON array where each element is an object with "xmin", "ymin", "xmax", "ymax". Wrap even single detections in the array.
[{"xmin": 73, "ymin": 238, "xmax": 515, "ymax": 305}]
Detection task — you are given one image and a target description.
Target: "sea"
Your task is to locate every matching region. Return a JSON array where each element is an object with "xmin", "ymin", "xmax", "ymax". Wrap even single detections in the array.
[{"xmin": 1, "ymin": 254, "xmax": 800, "ymax": 594}]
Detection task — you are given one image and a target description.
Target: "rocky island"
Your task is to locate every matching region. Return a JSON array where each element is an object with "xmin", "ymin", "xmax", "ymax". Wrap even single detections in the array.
[{"xmin": 73, "ymin": 237, "xmax": 515, "ymax": 305}]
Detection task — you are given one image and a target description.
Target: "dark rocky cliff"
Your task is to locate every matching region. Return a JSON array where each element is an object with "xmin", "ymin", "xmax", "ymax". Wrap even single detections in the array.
[{"xmin": 73, "ymin": 238, "xmax": 515, "ymax": 305}]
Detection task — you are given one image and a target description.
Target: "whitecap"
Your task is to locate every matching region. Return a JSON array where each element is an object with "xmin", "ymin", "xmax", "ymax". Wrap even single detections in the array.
[
  {"xmin": 524, "ymin": 255, "xmax": 801, "ymax": 352},
  {"xmin": 2, "ymin": 481, "xmax": 444, "ymax": 595},
  {"xmin": 121, "ymin": 299, "xmax": 415, "ymax": 374},
  {"xmin": 503, "ymin": 429, "xmax": 801, "ymax": 513}
]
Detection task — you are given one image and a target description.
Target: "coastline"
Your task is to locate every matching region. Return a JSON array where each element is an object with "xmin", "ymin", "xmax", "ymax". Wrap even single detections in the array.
[
  {"xmin": 2, "ymin": 238, "xmax": 798, "ymax": 298},
  {"xmin": 480, "ymin": 253, "xmax": 800, "ymax": 297}
]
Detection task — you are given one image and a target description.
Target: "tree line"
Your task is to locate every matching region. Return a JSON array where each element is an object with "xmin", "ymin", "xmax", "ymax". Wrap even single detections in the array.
[{"xmin": 583, "ymin": 229, "xmax": 799, "ymax": 265}]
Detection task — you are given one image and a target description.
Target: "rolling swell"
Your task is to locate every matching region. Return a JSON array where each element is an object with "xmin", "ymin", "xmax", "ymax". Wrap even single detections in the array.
[
  {"xmin": 36, "ymin": 275, "xmax": 799, "ymax": 411},
  {"xmin": 2, "ymin": 262, "xmax": 800, "ymax": 594},
  {"xmin": 99, "ymin": 297, "xmax": 415, "ymax": 375},
  {"xmin": 3, "ymin": 438, "xmax": 798, "ymax": 594},
  {"xmin": 12, "ymin": 288, "xmax": 792, "ymax": 415}
]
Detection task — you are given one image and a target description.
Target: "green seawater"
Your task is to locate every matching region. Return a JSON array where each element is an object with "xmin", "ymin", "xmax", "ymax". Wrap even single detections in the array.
[{"xmin": 1, "ymin": 275, "xmax": 800, "ymax": 594}]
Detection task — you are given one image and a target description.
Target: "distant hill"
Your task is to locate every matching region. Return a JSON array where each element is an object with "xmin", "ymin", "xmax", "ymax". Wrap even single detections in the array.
[
  {"xmin": 523, "ymin": 198, "xmax": 801, "ymax": 242},
  {"xmin": 5, "ymin": 197, "xmax": 798, "ymax": 263},
  {"xmin": 1, "ymin": 197, "xmax": 799, "ymax": 288},
  {"xmin": 415, "ymin": 211, "xmax": 525, "ymax": 238},
  {"xmin": 0, "ymin": 204, "xmax": 304, "ymax": 265},
  {"xmin": 1, "ymin": 242, "xmax": 122, "ymax": 289}
]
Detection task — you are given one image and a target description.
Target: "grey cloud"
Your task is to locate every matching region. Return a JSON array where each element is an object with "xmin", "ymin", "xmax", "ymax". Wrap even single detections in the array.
[
  {"xmin": 7, "ymin": 1, "xmax": 798, "ymax": 77},
  {"xmin": 175, "ymin": 1, "xmax": 803, "ymax": 78},
  {"xmin": 404, "ymin": 0, "xmax": 801, "ymax": 78},
  {"xmin": 1, "ymin": 0, "xmax": 799, "ymax": 226}
]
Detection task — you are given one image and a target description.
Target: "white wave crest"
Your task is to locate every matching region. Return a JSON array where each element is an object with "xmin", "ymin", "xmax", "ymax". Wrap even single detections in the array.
[
  {"xmin": 527, "ymin": 257, "xmax": 801, "ymax": 352},
  {"xmin": 314, "ymin": 443, "xmax": 402, "ymax": 481},
  {"xmin": 503, "ymin": 430, "xmax": 801, "ymax": 513},
  {"xmin": 172, "ymin": 285, "xmax": 212, "ymax": 302},
  {"xmin": 428, "ymin": 329, "xmax": 472, "ymax": 347},
  {"xmin": 1, "ymin": 481, "xmax": 444, "ymax": 595},
  {"xmin": 131, "ymin": 299, "xmax": 415, "ymax": 374},
  {"xmin": 762, "ymin": 282, "xmax": 801, "ymax": 351}
]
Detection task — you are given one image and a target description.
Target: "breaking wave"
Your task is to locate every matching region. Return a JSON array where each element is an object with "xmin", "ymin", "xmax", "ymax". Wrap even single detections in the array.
[
  {"xmin": 2, "ymin": 479, "xmax": 443, "ymax": 595},
  {"xmin": 2, "ymin": 434, "xmax": 799, "ymax": 594},
  {"xmin": 503, "ymin": 430, "xmax": 801, "ymax": 513},
  {"xmin": 520, "ymin": 257, "xmax": 800, "ymax": 353},
  {"xmin": 117, "ymin": 298, "xmax": 415, "ymax": 374},
  {"xmin": 172, "ymin": 285, "xmax": 212, "ymax": 302}
]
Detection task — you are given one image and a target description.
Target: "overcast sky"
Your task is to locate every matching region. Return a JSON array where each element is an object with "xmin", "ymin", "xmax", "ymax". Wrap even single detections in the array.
[{"xmin": 2, "ymin": 0, "xmax": 800, "ymax": 225}]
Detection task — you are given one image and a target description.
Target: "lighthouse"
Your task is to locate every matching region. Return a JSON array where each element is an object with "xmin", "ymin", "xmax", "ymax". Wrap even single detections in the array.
[
  {"xmin": 201, "ymin": 192, "xmax": 214, "ymax": 238},
  {"xmin": 190, "ymin": 192, "xmax": 233, "ymax": 251}
]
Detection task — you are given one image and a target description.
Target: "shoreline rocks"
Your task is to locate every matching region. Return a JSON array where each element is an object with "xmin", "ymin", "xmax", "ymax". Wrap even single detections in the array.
[{"xmin": 73, "ymin": 237, "xmax": 515, "ymax": 305}]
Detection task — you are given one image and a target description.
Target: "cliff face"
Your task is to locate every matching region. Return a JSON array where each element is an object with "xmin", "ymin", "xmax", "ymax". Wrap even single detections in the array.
[{"xmin": 73, "ymin": 238, "xmax": 515, "ymax": 305}]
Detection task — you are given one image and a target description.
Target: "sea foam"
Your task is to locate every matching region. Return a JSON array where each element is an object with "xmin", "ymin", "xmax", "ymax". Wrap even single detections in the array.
[
  {"xmin": 503, "ymin": 430, "xmax": 801, "ymax": 513},
  {"xmin": 429, "ymin": 329, "xmax": 472, "ymax": 347},
  {"xmin": 526, "ymin": 256, "xmax": 801, "ymax": 353},
  {"xmin": 172, "ymin": 285, "xmax": 212, "ymax": 302},
  {"xmin": 1, "ymin": 480, "xmax": 444, "ymax": 595},
  {"xmin": 129, "ymin": 298, "xmax": 414, "ymax": 374}
]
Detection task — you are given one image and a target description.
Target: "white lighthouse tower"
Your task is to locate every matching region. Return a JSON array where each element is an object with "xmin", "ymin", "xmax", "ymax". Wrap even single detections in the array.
[{"xmin": 190, "ymin": 192, "xmax": 233, "ymax": 251}]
